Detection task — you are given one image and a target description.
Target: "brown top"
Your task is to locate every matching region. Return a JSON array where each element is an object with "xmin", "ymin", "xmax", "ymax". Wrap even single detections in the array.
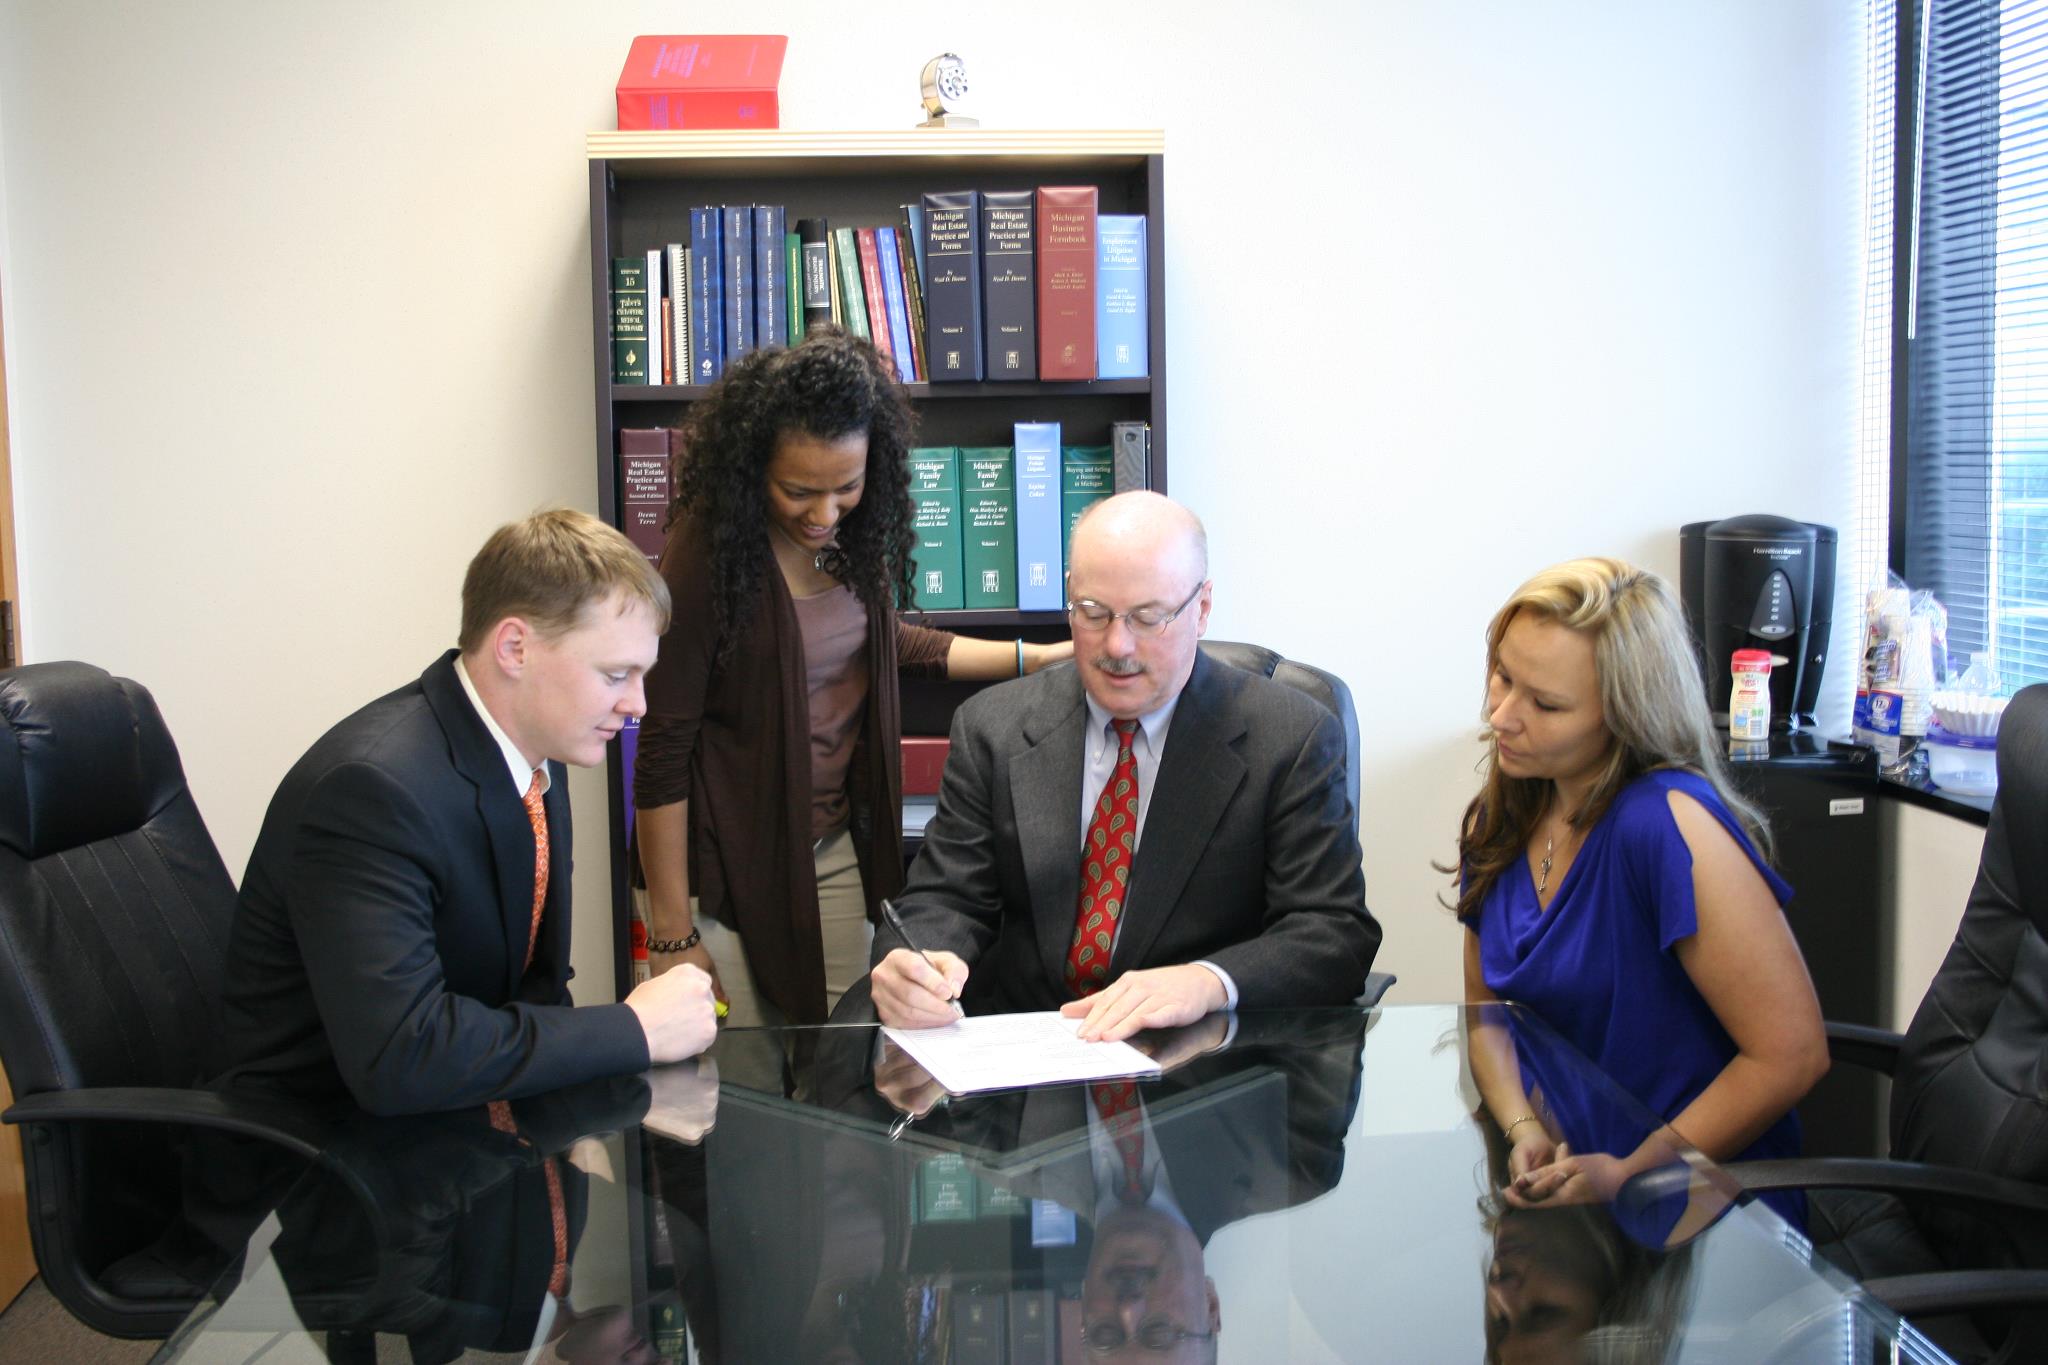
[
  {"xmin": 792, "ymin": 583, "xmax": 871, "ymax": 839},
  {"xmin": 633, "ymin": 511, "xmax": 954, "ymax": 1022}
]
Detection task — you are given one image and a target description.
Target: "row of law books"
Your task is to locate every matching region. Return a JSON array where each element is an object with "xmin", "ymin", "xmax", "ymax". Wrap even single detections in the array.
[
  {"xmin": 906, "ymin": 421, "xmax": 1150, "ymax": 613},
  {"xmin": 606, "ymin": 186, "xmax": 1149, "ymax": 387},
  {"xmin": 915, "ymin": 1152, "xmax": 1077, "ymax": 1364}
]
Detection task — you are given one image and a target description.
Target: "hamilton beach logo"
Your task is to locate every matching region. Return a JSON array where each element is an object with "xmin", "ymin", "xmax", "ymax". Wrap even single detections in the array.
[{"xmin": 1751, "ymin": 546, "xmax": 1803, "ymax": 558}]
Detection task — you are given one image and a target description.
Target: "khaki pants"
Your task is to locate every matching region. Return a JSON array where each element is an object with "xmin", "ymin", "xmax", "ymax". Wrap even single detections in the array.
[{"xmin": 637, "ymin": 827, "xmax": 872, "ymax": 1092}]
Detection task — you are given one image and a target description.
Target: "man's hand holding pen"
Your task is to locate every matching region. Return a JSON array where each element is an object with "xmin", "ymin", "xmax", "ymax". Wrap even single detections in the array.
[
  {"xmin": 872, "ymin": 947, "xmax": 970, "ymax": 1027},
  {"xmin": 872, "ymin": 898, "xmax": 970, "ymax": 1028}
]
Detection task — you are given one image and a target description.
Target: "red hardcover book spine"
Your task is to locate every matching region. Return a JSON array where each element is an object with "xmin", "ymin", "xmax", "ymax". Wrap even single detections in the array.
[
  {"xmin": 855, "ymin": 228, "xmax": 896, "ymax": 371},
  {"xmin": 618, "ymin": 428, "xmax": 673, "ymax": 563},
  {"xmin": 1035, "ymin": 186, "xmax": 1098, "ymax": 381},
  {"xmin": 900, "ymin": 736, "xmax": 951, "ymax": 795},
  {"xmin": 659, "ymin": 297, "xmax": 674, "ymax": 384}
]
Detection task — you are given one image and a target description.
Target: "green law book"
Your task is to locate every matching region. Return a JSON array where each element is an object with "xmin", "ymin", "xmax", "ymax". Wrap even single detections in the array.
[
  {"xmin": 785, "ymin": 232, "xmax": 803, "ymax": 340},
  {"xmin": 905, "ymin": 446, "xmax": 963, "ymax": 610},
  {"xmin": 959, "ymin": 445, "xmax": 1017, "ymax": 610},
  {"xmin": 916, "ymin": 1152, "xmax": 977, "ymax": 1222},
  {"xmin": 832, "ymin": 226, "xmax": 870, "ymax": 341},
  {"xmin": 1060, "ymin": 444, "xmax": 1114, "ymax": 570},
  {"xmin": 976, "ymin": 1174, "xmax": 1028, "ymax": 1218},
  {"xmin": 610, "ymin": 257, "xmax": 649, "ymax": 383}
]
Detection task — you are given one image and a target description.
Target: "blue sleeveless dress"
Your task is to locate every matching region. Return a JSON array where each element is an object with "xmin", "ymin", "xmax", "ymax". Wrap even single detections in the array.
[{"xmin": 1466, "ymin": 769, "xmax": 1804, "ymax": 1229}]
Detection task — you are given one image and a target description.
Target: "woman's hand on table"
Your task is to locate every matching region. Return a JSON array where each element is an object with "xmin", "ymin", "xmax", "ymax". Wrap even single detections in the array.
[
  {"xmin": 1507, "ymin": 1127, "xmax": 1561, "ymax": 1184},
  {"xmin": 1505, "ymin": 1146, "xmax": 1635, "ymax": 1208}
]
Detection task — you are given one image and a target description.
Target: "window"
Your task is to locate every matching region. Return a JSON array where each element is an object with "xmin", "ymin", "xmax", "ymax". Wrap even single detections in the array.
[{"xmin": 1902, "ymin": 0, "xmax": 2048, "ymax": 690}]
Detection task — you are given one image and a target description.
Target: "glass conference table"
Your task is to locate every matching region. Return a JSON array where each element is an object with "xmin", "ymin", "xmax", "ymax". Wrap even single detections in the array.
[{"xmin": 158, "ymin": 1005, "xmax": 1950, "ymax": 1363}]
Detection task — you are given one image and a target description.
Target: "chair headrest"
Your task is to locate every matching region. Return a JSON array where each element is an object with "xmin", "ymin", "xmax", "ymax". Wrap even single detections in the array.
[
  {"xmin": 1995, "ymin": 683, "xmax": 2048, "ymax": 915},
  {"xmin": 1198, "ymin": 640, "xmax": 1283, "ymax": 680},
  {"xmin": 0, "ymin": 662, "xmax": 186, "ymax": 859}
]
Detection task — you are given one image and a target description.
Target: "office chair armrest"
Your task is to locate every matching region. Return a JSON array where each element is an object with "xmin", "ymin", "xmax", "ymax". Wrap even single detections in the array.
[
  {"xmin": 1618, "ymin": 1156, "xmax": 2048, "ymax": 1225},
  {"xmin": 6, "ymin": 1085, "xmax": 400, "ymax": 1327},
  {"xmin": 1727, "ymin": 1157, "xmax": 2048, "ymax": 1217},
  {"xmin": 4, "ymin": 1085, "xmax": 333, "ymax": 1162},
  {"xmin": 1825, "ymin": 1020, "xmax": 1904, "ymax": 1076},
  {"xmin": 1862, "ymin": 1268, "xmax": 2048, "ymax": 1317},
  {"xmin": 1356, "ymin": 971, "xmax": 1397, "ymax": 1009}
]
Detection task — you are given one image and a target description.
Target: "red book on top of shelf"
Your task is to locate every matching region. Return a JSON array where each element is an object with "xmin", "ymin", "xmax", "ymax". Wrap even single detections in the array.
[{"xmin": 615, "ymin": 35, "xmax": 786, "ymax": 130}]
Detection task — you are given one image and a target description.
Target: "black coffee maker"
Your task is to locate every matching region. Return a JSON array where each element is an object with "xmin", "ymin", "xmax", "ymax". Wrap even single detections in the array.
[{"xmin": 1679, "ymin": 515, "xmax": 1836, "ymax": 730}]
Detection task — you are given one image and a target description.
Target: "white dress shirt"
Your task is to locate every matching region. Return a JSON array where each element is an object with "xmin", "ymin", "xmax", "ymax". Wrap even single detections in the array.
[{"xmin": 454, "ymin": 655, "xmax": 550, "ymax": 799}]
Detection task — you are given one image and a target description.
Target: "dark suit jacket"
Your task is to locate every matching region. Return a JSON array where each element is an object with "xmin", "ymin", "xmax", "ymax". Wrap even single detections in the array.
[
  {"xmin": 883, "ymin": 651, "xmax": 1379, "ymax": 1011},
  {"xmin": 212, "ymin": 650, "xmax": 648, "ymax": 1117}
]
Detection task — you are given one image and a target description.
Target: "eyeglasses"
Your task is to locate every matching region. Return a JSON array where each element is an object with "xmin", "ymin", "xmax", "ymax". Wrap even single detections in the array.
[
  {"xmin": 1067, "ymin": 581, "xmax": 1207, "ymax": 638},
  {"xmin": 1083, "ymin": 1319, "xmax": 1218, "ymax": 1355}
]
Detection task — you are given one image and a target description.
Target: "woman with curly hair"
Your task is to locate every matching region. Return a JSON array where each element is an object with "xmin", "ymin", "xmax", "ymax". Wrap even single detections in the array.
[
  {"xmin": 633, "ymin": 329, "xmax": 1071, "ymax": 1040},
  {"xmin": 1455, "ymin": 558, "xmax": 1827, "ymax": 1226}
]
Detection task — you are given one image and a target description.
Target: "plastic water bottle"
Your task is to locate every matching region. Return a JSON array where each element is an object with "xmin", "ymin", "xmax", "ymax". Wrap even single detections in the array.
[{"xmin": 1958, "ymin": 652, "xmax": 1999, "ymax": 696}]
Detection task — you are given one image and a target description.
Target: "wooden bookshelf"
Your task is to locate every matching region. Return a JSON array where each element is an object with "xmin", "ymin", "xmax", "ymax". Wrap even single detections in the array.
[{"xmin": 586, "ymin": 129, "xmax": 1168, "ymax": 999}]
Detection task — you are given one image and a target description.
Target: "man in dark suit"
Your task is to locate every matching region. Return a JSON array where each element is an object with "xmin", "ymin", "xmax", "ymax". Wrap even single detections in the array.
[
  {"xmin": 213, "ymin": 509, "xmax": 717, "ymax": 1117},
  {"xmin": 870, "ymin": 491, "xmax": 1379, "ymax": 1040}
]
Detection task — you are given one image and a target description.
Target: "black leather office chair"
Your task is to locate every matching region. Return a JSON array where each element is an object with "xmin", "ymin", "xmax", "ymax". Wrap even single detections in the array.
[
  {"xmin": 1197, "ymin": 641, "xmax": 1393, "ymax": 1008},
  {"xmin": 0, "ymin": 661, "xmax": 364, "ymax": 1338},
  {"xmin": 1627, "ymin": 683, "xmax": 2048, "ymax": 1362}
]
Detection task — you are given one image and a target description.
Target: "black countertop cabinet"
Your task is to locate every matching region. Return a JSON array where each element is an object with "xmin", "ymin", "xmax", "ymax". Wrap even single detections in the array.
[{"xmin": 1724, "ymin": 734, "xmax": 1885, "ymax": 1159}]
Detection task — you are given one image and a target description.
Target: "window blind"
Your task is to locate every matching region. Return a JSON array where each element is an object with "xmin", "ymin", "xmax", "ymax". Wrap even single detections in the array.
[
  {"xmin": 1855, "ymin": 0, "xmax": 1898, "ymax": 695},
  {"xmin": 1905, "ymin": 0, "xmax": 2048, "ymax": 690}
]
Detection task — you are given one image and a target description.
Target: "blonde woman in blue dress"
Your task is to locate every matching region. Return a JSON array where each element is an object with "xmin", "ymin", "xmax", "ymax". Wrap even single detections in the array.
[{"xmin": 1455, "ymin": 558, "xmax": 1828, "ymax": 1225}]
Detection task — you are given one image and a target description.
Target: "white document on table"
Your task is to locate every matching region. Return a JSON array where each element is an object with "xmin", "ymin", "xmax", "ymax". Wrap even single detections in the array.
[{"xmin": 882, "ymin": 1011, "xmax": 1163, "ymax": 1094}]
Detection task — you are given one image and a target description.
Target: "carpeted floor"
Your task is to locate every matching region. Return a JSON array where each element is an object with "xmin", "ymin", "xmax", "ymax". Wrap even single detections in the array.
[{"xmin": 0, "ymin": 1278, "xmax": 157, "ymax": 1362}]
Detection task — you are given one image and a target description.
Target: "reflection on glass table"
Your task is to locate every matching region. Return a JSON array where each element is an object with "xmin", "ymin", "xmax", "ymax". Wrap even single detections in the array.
[{"xmin": 155, "ymin": 1005, "xmax": 1953, "ymax": 1363}]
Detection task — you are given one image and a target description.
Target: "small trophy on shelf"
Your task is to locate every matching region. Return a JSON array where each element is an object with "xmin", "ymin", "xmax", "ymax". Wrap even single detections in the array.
[{"xmin": 917, "ymin": 53, "xmax": 978, "ymax": 127}]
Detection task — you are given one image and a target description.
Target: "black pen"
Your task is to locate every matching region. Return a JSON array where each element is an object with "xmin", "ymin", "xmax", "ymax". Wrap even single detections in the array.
[{"xmin": 879, "ymin": 898, "xmax": 964, "ymax": 1019}]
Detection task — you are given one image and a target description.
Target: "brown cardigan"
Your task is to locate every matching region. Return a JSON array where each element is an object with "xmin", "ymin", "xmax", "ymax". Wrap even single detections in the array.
[{"xmin": 633, "ymin": 512, "xmax": 954, "ymax": 1023}]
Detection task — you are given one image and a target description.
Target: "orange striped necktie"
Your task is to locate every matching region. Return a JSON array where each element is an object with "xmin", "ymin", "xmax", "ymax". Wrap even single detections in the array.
[
  {"xmin": 521, "ymin": 768, "xmax": 548, "ymax": 963},
  {"xmin": 487, "ymin": 766, "xmax": 568, "ymax": 1298}
]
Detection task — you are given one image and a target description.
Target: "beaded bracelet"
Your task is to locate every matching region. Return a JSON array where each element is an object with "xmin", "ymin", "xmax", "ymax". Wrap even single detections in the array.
[{"xmin": 646, "ymin": 926, "xmax": 702, "ymax": 954}]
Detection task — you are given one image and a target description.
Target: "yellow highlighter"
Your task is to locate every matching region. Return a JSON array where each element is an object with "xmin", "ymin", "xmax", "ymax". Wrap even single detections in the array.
[{"xmin": 714, "ymin": 999, "xmax": 730, "ymax": 1020}]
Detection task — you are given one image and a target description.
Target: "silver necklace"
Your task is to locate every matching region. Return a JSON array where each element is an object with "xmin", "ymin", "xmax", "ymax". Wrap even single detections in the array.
[
  {"xmin": 1536, "ymin": 832, "xmax": 1557, "ymax": 895},
  {"xmin": 771, "ymin": 521, "xmax": 829, "ymax": 572}
]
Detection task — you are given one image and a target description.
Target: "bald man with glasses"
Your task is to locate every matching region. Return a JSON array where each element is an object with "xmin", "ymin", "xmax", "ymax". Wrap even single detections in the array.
[{"xmin": 869, "ymin": 492, "xmax": 1380, "ymax": 1039}]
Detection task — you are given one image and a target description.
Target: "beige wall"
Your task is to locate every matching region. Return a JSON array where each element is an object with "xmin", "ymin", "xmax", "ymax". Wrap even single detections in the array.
[
  {"xmin": 0, "ymin": 1, "xmax": 1871, "ymax": 1005},
  {"xmin": 1885, "ymin": 800, "xmax": 1988, "ymax": 1028}
]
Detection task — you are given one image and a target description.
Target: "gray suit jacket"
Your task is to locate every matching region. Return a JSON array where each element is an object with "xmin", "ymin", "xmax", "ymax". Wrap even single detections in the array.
[{"xmin": 884, "ymin": 651, "xmax": 1379, "ymax": 1011}]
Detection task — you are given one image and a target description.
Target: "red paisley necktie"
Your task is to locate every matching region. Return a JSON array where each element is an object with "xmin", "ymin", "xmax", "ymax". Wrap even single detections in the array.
[
  {"xmin": 1089, "ymin": 1077, "xmax": 1150, "ymax": 1203},
  {"xmin": 1067, "ymin": 719, "xmax": 1140, "ymax": 995}
]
